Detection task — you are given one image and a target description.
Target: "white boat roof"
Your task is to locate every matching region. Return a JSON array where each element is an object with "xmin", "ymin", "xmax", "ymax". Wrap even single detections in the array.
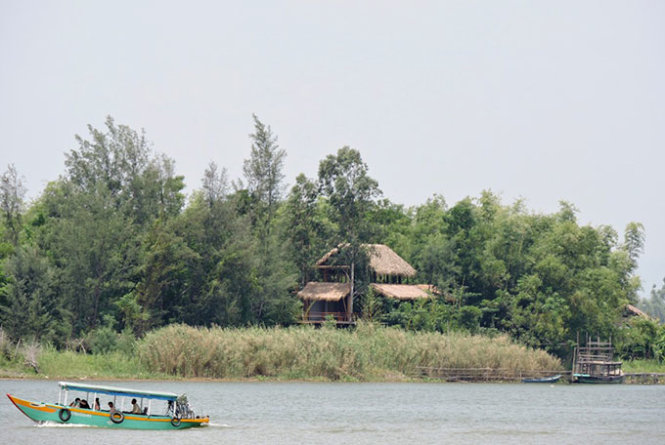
[{"xmin": 59, "ymin": 381, "xmax": 178, "ymax": 401}]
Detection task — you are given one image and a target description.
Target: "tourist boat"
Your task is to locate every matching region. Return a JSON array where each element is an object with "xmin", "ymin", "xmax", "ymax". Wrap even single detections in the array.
[
  {"xmin": 521, "ymin": 374, "xmax": 562, "ymax": 384},
  {"xmin": 7, "ymin": 381, "xmax": 209, "ymax": 429}
]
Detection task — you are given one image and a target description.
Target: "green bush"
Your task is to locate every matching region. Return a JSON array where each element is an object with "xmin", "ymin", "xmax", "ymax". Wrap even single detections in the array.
[
  {"xmin": 457, "ymin": 306, "xmax": 482, "ymax": 333},
  {"xmin": 85, "ymin": 315, "xmax": 119, "ymax": 354},
  {"xmin": 616, "ymin": 318, "xmax": 662, "ymax": 360}
]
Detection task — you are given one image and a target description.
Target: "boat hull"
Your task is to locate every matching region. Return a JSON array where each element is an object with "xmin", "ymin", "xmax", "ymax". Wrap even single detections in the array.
[
  {"xmin": 572, "ymin": 375, "xmax": 625, "ymax": 384},
  {"xmin": 7, "ymin": 394, "xmax": 209, "ymax": 430},
  {"xmin": 522, "ymin": 374, "xmax": 562, "ymax": 384}
]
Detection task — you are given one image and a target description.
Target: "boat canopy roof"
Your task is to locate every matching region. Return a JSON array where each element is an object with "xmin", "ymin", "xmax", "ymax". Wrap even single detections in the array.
[{"xmin": 58, "ymin": 381, "xmax": 178, "ymax": 401}]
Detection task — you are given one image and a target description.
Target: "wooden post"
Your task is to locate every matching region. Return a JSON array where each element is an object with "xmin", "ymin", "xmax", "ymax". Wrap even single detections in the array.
[{"xmin": 349, "ymin": 260, "xmax": 354, "ymax": 322}]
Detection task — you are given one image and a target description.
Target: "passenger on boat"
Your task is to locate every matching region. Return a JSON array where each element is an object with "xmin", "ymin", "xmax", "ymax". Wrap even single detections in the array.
[
  {"xmin": 70, "ymin": 398, "xmax": 81, "ymax": 407},
  {"xmin": 108, "ymin": 401, "xmax": 118, "ymax": 415},
  {"xmin": 131, "ymin": 399, "xmax": 141, "ymax": 414},
  {"xmin": 79, "ymin": 399, "xmax": 91, "ymax": 409},
  {"xmin": 94, "ymin": 398, "xmax": 101, "ymax": 410}
]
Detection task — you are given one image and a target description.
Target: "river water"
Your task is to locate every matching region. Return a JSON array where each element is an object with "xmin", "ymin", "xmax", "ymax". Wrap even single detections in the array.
[{"xmin": 1, "ymin": 379, "xmax": 664, "ymax": 444}]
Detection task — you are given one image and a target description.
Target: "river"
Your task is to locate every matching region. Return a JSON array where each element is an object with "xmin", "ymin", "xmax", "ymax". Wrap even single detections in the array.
[{"xmin": 1, "ymin": 379, "xmax": 664, "ymax": 444}]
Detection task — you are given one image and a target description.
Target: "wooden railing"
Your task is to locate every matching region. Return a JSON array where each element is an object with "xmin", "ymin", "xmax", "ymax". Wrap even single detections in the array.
[
  {"xmin": 416, "ymin": 367, "xmax": 569, "ymax": 382},
  {"xmin": 624, "ymin": 373, "xmax": 665, "ymax": 384},
  {"xmin": 302, "ymin": 311, "xmax": 348, "ymax": 322}
]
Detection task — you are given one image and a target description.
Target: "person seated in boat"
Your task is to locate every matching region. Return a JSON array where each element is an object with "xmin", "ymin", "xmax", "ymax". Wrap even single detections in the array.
[
  {"xmin": 166, "ymin": 400, "xmax": 175, "ymax": 416},
  {"xmin": 79, "ymin": 399, "xmax": 91, "ymax": 409},
  {"xmin": 131, "ymin": 399, "xmax": 141, "ymax": 414},
  {"xmin": 69, "ymin": 398, "xmax": 81, "ymax": 407},
  {"xmin": 94, "ymin": 398, "xmax": 101, "ymax": 410},
  {"xmin": 108, "ymin": 401, "xmax": 118, "ymax": 415}
]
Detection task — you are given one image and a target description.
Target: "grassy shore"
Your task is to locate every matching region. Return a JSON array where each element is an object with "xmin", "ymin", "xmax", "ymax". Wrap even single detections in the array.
[
  {"xmin": 622, "ymin": 359, "xmax": 665, "ymax": 374},
  {"xmin": 1, "ymin": 323, "xmax": 563, "ymax": 381}
]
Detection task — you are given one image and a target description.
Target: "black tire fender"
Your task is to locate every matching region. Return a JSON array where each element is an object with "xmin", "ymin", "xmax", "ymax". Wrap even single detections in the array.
[
  {"xmin": 171, "ymin": 416, "xmax": 181, "ymax": 427},
  {"xmin": 58, "ymin": 408, "xmax": 71, "ymax": 422},
  {"xmin": 110, "ymin": 411, "xmax": 124, "ymax": 424}
]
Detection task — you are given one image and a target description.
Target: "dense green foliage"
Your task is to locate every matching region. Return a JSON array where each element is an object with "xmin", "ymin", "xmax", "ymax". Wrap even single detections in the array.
[{"xmin": 0, "ymin": 115, "xmax": 660, "ymax": 361}]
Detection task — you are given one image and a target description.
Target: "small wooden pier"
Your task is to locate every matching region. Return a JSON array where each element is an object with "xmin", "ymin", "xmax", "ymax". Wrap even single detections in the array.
[{"xmin": 572, "ymin": 336, "xmax": 624, "ymax": 383}]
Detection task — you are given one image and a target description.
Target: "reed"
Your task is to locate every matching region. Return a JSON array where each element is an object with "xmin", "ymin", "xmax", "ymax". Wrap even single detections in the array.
[
  {"xmin": 137, "ymin": 323, "xmax": 562, "ymax": 380},
  {"xmin": 623, "ymin": 359, "xmax": 665, "ymax": 374},
  {"xmin": 36, "ymin": 347, "xmax": 156, "ymax": 379},
  {"xmin": 0, "ymin": 324, "xmax": 562, "ymax": 380}
]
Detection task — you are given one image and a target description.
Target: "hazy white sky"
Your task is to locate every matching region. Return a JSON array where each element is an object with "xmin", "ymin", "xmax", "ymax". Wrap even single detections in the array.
[{"xmin": 1, "ymin": 1, "xmax": 664, "ymax": 297}]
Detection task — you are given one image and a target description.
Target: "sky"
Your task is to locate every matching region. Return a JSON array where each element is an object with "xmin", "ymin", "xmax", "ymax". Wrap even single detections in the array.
[{"xmin": 1, "ymin": 1, "xmax": 664, "ymax": 298}]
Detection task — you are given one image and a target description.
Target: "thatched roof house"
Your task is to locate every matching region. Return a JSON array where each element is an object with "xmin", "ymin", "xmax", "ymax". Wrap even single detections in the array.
[
  {"xmin": 316, "ymin": 243, "xmax": 416, "ymax": 279},
  {"xmin": 624, "ymin": 304, "xmax": 652, "ymax": 320},
  {"xmin": 297, "ymin": 282, "xmax": 352, "ymax": 324},
  {"xmin": 298, "ymin": 243, "xmax": 433, "ymax": 324}
]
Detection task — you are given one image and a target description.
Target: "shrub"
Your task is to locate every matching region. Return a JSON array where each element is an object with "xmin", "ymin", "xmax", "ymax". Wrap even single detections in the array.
[
  {"xmin": 457, "ymin": 306, "xmax": 482, "ymax": 333},
  {"xmin": 86, "ymin": 315, "xmax": 119, "ymax": 354},
  {"xmin": 616, "ymin": 318, "xmax": 662, "ymax": 360}
]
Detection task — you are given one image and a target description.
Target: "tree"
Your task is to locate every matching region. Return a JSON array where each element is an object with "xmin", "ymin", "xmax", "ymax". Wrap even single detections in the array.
[
  {"xmin": 172, "ymin": 191, "xmax": 253, "ymax": 326},
  {"xmin": 239, "ymin": 115, "xmax": 298, "ymax": 324},
  {"xmin": 318, "ymin": 147, "xmax": 380, "ymax": 245},
  {"xmin": 283, "ymin": 174, "xmax": 325, "ymax": 287},
  {"xmin": 134, "ymin": 217, "xmax": 195, "ymax": 331},
  {"xmin": 242, "ymin": 114, "xmax": 286, "ymax": 231},
  {"xmin": 65, "ymin": 116, "xmax": 185, "ymax": 226},
  {"xmin": 38, "ymin": 117, "xmax": 185, "ymax": 333},
  {"xmin": 46, "ymin": 184, "xmax": 134, "ymax": 332},
  {"xmin": 0, "ymin": 164, "xmax": 26, "ymax": 246},
  {"xmin": 640, "ymin": 279, "xmax": 665, "ymax": 322},
  {"xmin": 318, "ymin": 147, "xmax": 381, "ymax": 314},
  {"xmin": 623, "ymin": 222, "xmax": 645, "ymax": 274},
  {"xmin": 202, "ymin": 161, "xmax": 229, "ymax": 208},
  {"xmin": 0, "ymin": 246, "xmax": 70, "ymax": 345}
]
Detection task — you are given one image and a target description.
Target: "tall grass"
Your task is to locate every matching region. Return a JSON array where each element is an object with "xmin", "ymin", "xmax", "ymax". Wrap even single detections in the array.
[
  {"xmin": 0, "ymin": 326, "xmax": 157, "ymax": 379},
  {"xmin": 0, "ymin": 324, "xmax": 563, "ymax": 381},
  {"xmin": 623, "ymin": 359, "xmax": 665, "ymax": 374},
  {"xmin": 37, "ymin": 347, "xmax": 157, "ymax": 379},
  {"xmin": 138, "ymin": 323, "xmax": 562, "ymax": 381}
]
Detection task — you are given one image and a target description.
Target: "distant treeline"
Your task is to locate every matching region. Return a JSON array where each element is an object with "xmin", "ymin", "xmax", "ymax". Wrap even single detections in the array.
[{"xmin": 0, "ymin": 115, "xmax": 662, "ymax": 360}]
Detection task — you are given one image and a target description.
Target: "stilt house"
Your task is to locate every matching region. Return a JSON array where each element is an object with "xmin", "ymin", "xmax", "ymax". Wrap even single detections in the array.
[{"xmin": 297, "ymin": 244, "xmax": 434, "ymax": 324}]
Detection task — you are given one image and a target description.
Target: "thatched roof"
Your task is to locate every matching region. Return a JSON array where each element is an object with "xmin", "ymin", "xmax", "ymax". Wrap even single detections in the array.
[
  {"xmin": 297, "ymin": 282, "xmax": 351, "ymax": 302},
  {"xmin": 370, "ymin": 283, "xmax": 433, "ymax": 300},
  {"xmin": 316, "ymin": 244, "xmax": 416, "ymax": 278},
  {"xmin": 625, "ymin": 304, "xmax": 651, "ymax": 319}
]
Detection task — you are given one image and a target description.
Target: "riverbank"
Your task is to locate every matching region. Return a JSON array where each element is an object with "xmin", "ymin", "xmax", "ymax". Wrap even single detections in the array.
[
  {"xmin": 3, "ymin": 323, "xmax": 663, "ymax": 383},
  {"xmin": 1, "ymin": 323, "xmax": 563, "ymax": 381}
]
